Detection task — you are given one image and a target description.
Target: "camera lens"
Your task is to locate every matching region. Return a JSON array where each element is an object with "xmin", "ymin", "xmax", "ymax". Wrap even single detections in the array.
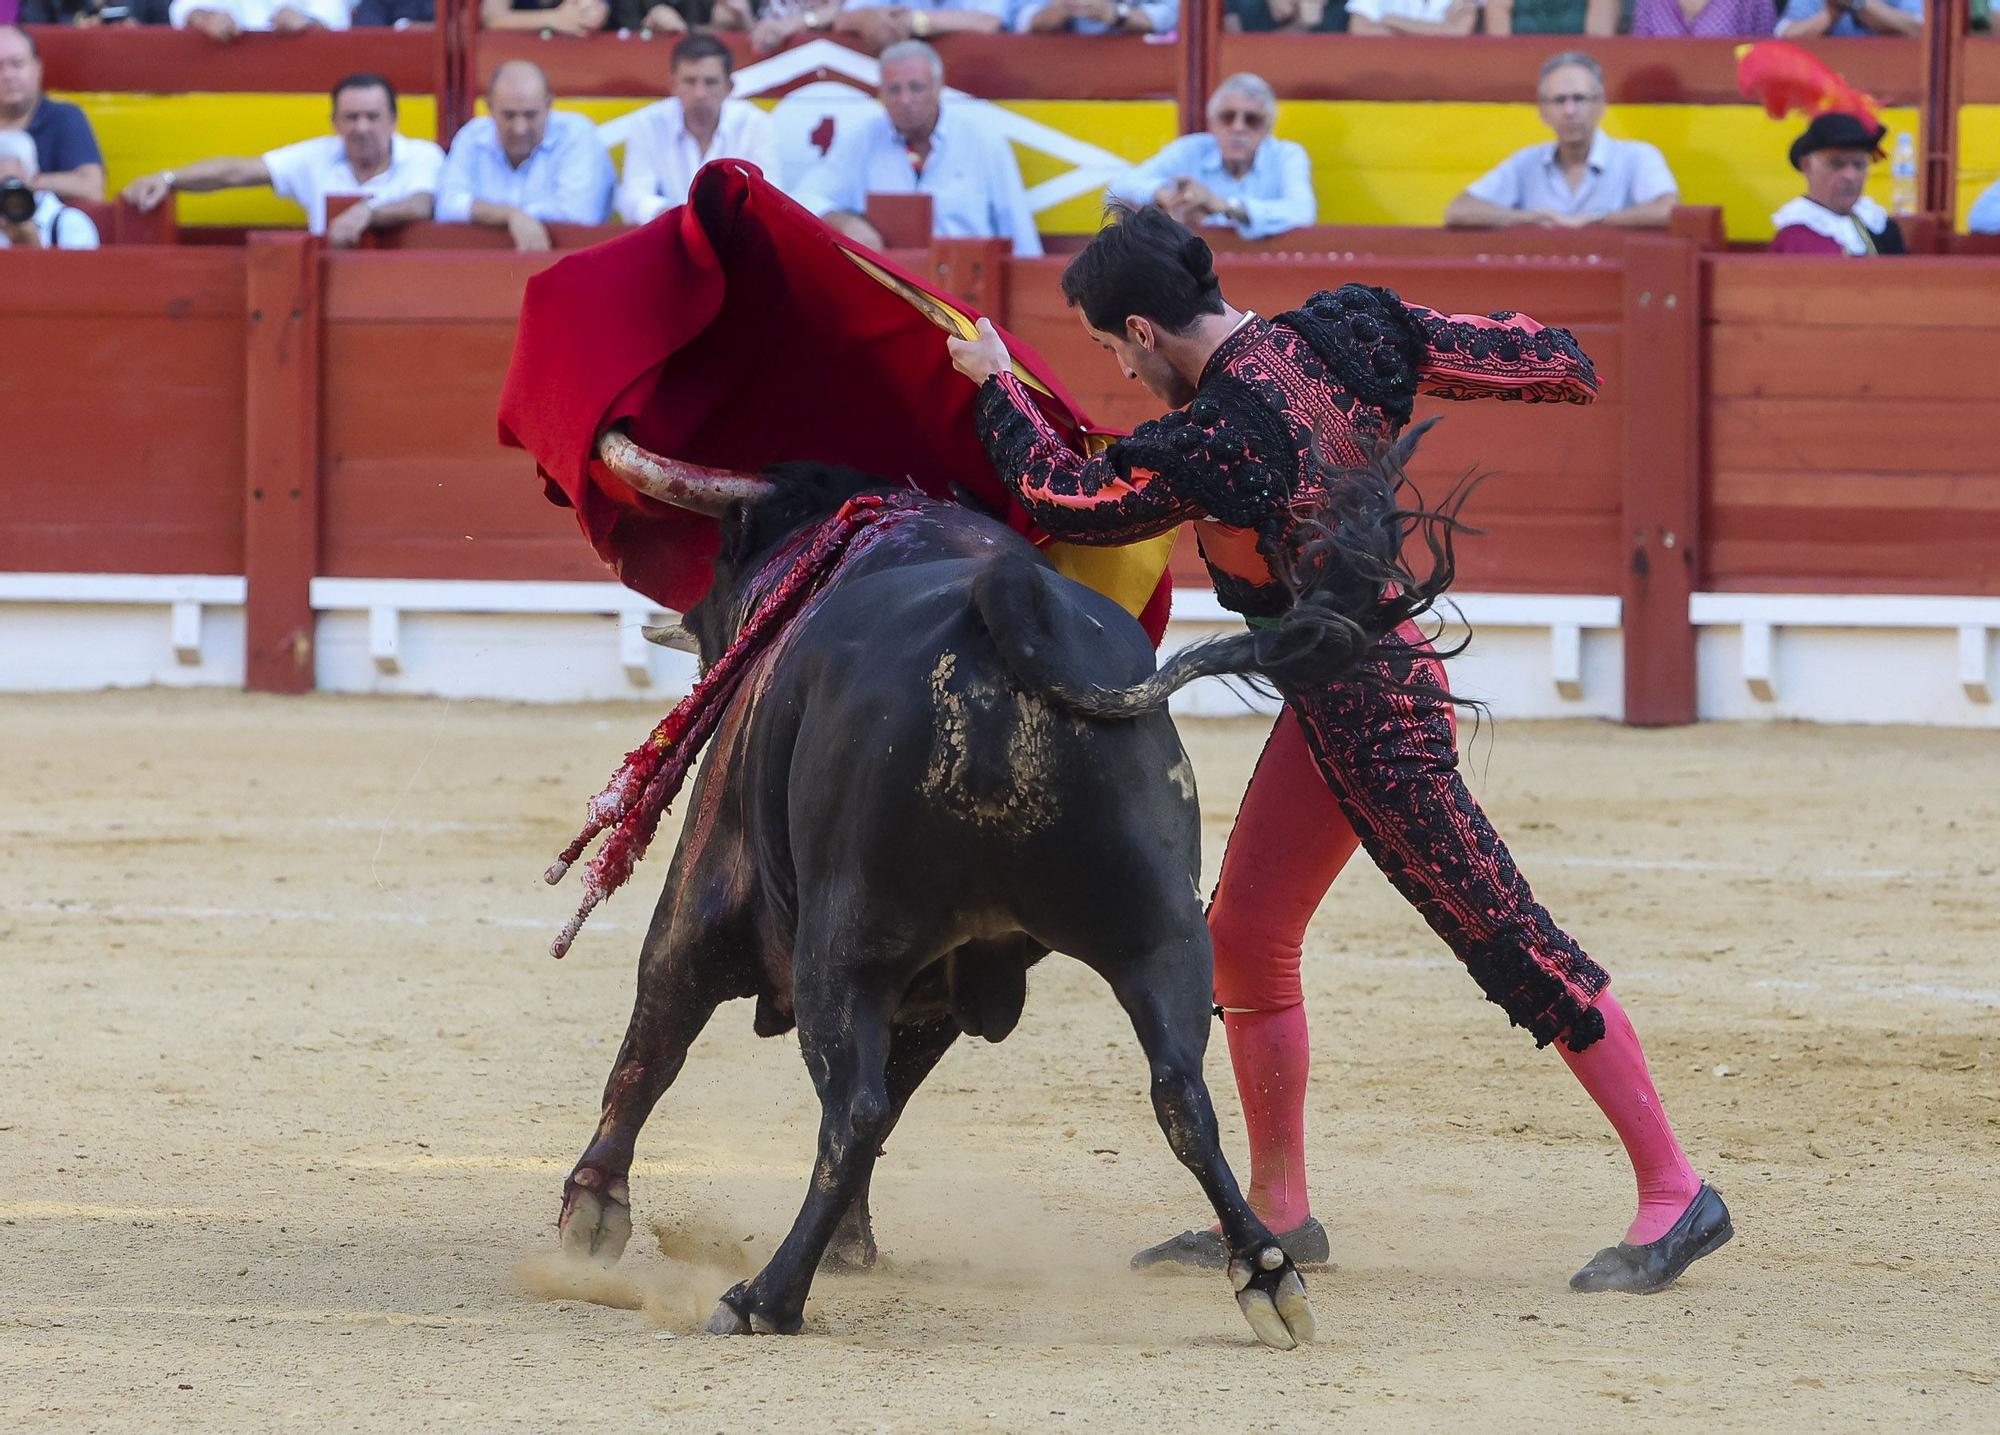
[{"xmin": 0, "ymin": 180, "xmax": 40, "ymax": 227}]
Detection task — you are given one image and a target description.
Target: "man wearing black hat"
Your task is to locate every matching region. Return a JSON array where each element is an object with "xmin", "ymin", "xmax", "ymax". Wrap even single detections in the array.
[{"xmin": 1770, "ymin": 111, "xmax": 1905, "ymax": 256}]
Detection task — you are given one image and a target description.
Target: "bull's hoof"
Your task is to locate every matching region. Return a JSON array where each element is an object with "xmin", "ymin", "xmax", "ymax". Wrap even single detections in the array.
[
  {"xmin": 819, "ymin": 1203, "xmax": 879, "ymax": 1273},
  {"xmin": 1228, "ymin": 1244, "xmax": 1318, "ymax": 1351},
  {"xmin": 703, "ymin": 1283, "xmax": 798, "ymax": 1336},
  {"xmin": 818, "ymin": 1230, "xmax": 878, "ymax": 1273},
  {"xmin": 558, "ymin": 1169, "xmax": 632, "ymax": 1265}
]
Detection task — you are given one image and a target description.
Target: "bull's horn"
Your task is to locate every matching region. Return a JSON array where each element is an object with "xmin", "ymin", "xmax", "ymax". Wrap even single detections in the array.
[
  {"xmin": 596, "ymin": 430, "xmax": 771, "ymax": 516},
  {"xmin": 641, "ymin": 623, "xmax": 699, "ymax": 653}
]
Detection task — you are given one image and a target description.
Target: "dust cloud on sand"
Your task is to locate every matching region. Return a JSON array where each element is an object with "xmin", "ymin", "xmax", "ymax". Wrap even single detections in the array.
[{"xmin": 4, "ymin": 691, "xmax": 1997, "ymax": 1432}]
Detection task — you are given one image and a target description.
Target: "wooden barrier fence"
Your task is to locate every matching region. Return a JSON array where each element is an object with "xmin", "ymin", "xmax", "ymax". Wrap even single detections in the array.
[{"xmin": 3, "ymin": 234, "xmax": 1996, "ymax": 720}]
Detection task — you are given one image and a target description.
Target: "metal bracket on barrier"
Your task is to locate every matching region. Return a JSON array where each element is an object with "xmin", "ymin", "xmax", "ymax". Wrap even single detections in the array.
[
  {"xmin": 1960, "ymin": 626, "xmax": 1992, "ymax": 704},
  {"xmin": 369, "ymin": 606, "xmax": 402, "ymax": 675},
  {"xmin": 1741, "ymin": 620, "xmax": 1776, "ymax": 702}
]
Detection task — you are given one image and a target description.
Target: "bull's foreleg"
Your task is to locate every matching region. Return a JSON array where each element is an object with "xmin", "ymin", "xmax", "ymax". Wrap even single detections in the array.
[
  {"xmin": 821, "ymin": 1012, "xmax": 962, "ymax": 1272},
  {"xmin": 559, "ymin": 940, "xmax": 723, "ymax": 1265},
  {"xmin": 707, "ymin": 959, "xmax": 900, "ymax": 1334},
  {"xmin": 1097, "ymin": 933, "xmax": 1319, "ymax": 1351}
]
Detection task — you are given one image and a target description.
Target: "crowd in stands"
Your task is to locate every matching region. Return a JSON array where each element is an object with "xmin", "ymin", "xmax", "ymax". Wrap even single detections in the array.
[
  {"xmin": 6, "ymin": 0, "xmax": 1994, "ymax": 34},
  {"xmin": 2, "ymin": 17, "xmax": 1999, "ymax": 253}
]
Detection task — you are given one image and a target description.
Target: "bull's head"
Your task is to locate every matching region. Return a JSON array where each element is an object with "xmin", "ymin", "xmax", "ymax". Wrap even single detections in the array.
[{"xmin": 599, "ymin": 430, "xmax": 899, "ymax": 673}]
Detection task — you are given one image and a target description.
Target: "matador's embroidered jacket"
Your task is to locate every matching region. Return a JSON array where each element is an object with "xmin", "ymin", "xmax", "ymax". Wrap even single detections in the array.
[{"xmin": 974, "ymin": 284, "xmax": 1598, "ymax": 620}]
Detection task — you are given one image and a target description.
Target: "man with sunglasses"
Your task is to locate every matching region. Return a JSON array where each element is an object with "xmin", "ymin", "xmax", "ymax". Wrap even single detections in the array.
[
  {"xmin": 1107, "ymin": 73, "xmax": 1315, "ymax": 240},
  {"xmin": 1445, "ymin": 51, "xmax": 1677, "ymax": 229}
]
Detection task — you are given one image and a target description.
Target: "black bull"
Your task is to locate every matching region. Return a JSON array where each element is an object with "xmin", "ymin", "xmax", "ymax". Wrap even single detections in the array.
[{"xmin": 554, "ymin": 438, "xmax": 1459, "ymax": 1349}]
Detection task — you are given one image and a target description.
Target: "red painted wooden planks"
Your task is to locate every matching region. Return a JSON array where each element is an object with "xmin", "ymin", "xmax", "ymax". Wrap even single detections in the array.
[
  {"xmin": 243, "ymin": 235, "xmax": 321, "ymax": 693},
  {"xmin": 0, "ymin": 250, "xmax": 246, "ymax": 577}
]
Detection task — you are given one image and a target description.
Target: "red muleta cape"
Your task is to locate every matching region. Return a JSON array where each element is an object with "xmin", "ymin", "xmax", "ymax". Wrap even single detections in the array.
[{"xmin": 497, "ymin": 159, "xmax": 1171, "ymax": 639}]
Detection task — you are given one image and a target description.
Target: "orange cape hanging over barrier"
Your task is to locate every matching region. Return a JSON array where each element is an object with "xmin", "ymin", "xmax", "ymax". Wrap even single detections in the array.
[{"xmin": 497, "ymin": 159, "xmax": 1174, "ymax": 639}]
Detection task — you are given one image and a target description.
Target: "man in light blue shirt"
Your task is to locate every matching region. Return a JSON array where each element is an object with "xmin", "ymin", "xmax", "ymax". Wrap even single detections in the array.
[
  {"xmin": 793, "ymin": 41, "xmax": 1042, "ymax": 258},
  {"xmin": 1776, "ymin": 0, "xmax": 1921, "ymax": 38},
  {"xmin": 435, "ymin": 60, "xmax": 614, "ymax": 251},
  {"xmin": 1106, "ymin": 74, "xmax": 1315, "ymax": 240},
  {"xmin": 1445, "ymin": 52, "xmax": 1678, "ymax": 228},
  {"xmin": 1969, "ymin": 176, "xmax": 2000, "ymax": 235}
]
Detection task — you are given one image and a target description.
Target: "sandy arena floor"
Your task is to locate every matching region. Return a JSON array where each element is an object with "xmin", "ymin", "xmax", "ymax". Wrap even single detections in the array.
[{"xmin": 3, "ymin": 690, "xmax": 1996, "ymax": 1433}]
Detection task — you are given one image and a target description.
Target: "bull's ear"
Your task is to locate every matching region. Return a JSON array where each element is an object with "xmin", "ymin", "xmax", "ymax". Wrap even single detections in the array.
[{"xmin": 642, "ymin": 623, "xmax": 700, "ymax": 653}]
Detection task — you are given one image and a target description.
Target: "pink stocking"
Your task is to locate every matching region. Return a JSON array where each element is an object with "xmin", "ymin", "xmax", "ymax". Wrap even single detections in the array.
[
  {"xmin": 1222, "ymin": 1004, "xmax": 1313, "ymax": 1231},
  {"xmin": 1558, "ymin": 992, "xmax": 1703, "ymax": 1244}
]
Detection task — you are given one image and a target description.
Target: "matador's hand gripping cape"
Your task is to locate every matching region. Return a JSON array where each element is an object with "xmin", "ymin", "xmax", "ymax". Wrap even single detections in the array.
[{"xmin": 496, "ymin": 159, "xmax": 1175, "ymax": 641}]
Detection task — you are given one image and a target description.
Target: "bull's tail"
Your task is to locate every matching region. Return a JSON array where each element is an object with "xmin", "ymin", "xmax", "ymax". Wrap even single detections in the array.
[{"xmin": 978, "ymin": 419, "xmax": 1478, "ymax": 721}]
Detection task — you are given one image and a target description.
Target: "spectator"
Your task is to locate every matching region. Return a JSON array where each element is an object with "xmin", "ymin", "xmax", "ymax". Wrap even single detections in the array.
[
  {"xmin": 608, "ymin": 0, "xmax": 713, "ymax": 28},
  {"xmin": 122, "ymin": 73, "xmax": 444, "ymax": 247},
  {"xmin": 482, "ymin": 0, "xmax": 609, "ymax": 36},
  {"xmin": 794, "ymin": 39, "xmax": 1041, "ymax": 256},
  {"xmin": 1487, "ymin": 0, "xmax": 1616, "ymax": 33},
  {"xmin": 0, "ymin": 130, "xmax": 98, "ymax": 249},
  {"xmin": 617, "ymin": 34, "xmax": 776, "ymax": 224},
  {"xmin": 1106, "ymin": 74, "xmax": 1315, "ymax": 240},
  {"xmin": 0, "ymin": 27, "xmax": 104, "ymax": 204},
  {"xmin": 731, "ymin": 0, "xmax": 841, "ymax": 47},
  {"xmin": 19, "ymin": 0, "xmax": 174, "ymax": 20},
  {"xmin": 1013, "ymin": 0, "xmax": 1169, "ymax": 34},
  {"xmin": 1444, "ymin": 52, "xmax": 1678, "ymax": 229},
  {"xmin": 352, "ymin": 0, "xmax": 433, "ymax": 24},
  {"xmin": 1775, "ymin": 0, "xmax": 1919, "ymax": 36},
  {"xmin": 438, "ymin": 62, "xmax": 613, "ymax": 250},
  {"xmin": 1224, "ymin": 0, "xmax": 1347, "ymax": 28},
  {"xmin": 171, "ymin": 0, "xmax": 350, "ymax": 36},
  {"xmin": 1969, "ymin": 174, "xmax": 2000, "ymax": 235},
  {"xmin": 1769, "ymin": 111, "xmax": 1904, "ymax": 255},
  {"xmin": 1630, "ymin": 0, "xmax": 1771, "ymax": 34},
  {"xmin": 828, "ymin": 0, "xmax": 1006, "ymax": 53},
  {"xmin": 1346, "ymin": 0, "xmax": 1482, "ymax": 34}
]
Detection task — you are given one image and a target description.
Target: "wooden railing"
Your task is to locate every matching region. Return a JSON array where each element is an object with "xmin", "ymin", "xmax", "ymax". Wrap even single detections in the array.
[{"xmin": 6, "ymin": 229, "xmax": 1995, "ymax": 718}]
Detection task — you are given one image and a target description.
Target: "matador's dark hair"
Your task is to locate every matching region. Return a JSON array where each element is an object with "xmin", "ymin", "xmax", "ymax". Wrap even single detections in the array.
[{"xmin": 1060, "ymin": 201, "xmax": 1226, "ymax": 337}]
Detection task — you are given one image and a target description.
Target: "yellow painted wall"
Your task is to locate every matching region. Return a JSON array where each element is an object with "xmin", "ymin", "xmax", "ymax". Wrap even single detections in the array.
[
  {"xmin": 57, "ymin": 89, "xmax": 2000, "ymax": 237},
  {"xmin": 1275, "ymin": 100, "xmax": 1931, "ymax": 239}
]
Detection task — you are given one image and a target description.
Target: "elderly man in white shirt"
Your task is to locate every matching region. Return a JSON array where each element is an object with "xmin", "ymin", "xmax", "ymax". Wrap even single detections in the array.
[
  {"xmin": 122, "ymin": 73, "xmax": 444, "ymax": 248},
  {"xmin": 793, "ymin": 40, "xmax": 1040, "ymax": 257},
  {"xmin": 0, "ymin": 130, "xmax": 98, "ymax": 250},
  {"xmin": 618, "ymin": 33, "xmax": 777, "ymax": 225},
  {"xmin": 1107, "ymin": 74, "xmax": 1315, "ymax": 240},
  {"xmin": 1444, "ymin": 51, "xmax": 1678, "ymax": 229},
  {"xmin": 171, "ymin": 0, "xmax": 351, "ymax": 40}
]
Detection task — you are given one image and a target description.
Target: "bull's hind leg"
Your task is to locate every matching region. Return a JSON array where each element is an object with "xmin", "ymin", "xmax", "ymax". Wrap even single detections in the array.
[
  {"xmin": 822, "ymin": 1012, "xmax": 961, "ymax": 1272},
  {"xmin": 1090, "ymin": 928, "xmax": 1318, "ymax": 1350},
  {"xmin": 559, "ymin": 929, "xmax": 727, "ymax": 1265},
  {"xmin": 707, "ymin": 951, "xmax": 903, "ymax": 1334}
]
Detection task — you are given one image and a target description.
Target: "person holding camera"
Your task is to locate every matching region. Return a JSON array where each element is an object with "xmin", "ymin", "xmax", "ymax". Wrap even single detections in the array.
[
  {"xmin": 0, "ymin": 130, "xmax": 100, "ymax": 249},
  {"xmin": 0, "ymin": 27, "xmax": 106, "ymax": 205},
  {"xmin": 1776, "ymin": 0, "xmax": 1919, "ymax": 36}
]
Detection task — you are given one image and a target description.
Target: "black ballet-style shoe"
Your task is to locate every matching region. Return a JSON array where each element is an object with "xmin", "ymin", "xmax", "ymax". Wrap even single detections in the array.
[
  {"xmin": 1131, "ymin": 1216, "xmax": 1332, "ymax": 1272},
  {"xmin": 1569, "ymin": 1184, "xmax": 1733, "ymax": 1295}
]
